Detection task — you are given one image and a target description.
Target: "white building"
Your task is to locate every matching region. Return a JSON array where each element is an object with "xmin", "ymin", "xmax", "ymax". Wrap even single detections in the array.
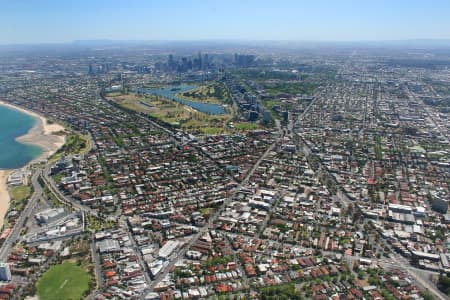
[
  {"xmin": 158, "ymin": 240, "xmax": 180, "ymax": 260},
  {"xmin": 35, "ymin": 208, "xmax": 67, "ymax": 224}
]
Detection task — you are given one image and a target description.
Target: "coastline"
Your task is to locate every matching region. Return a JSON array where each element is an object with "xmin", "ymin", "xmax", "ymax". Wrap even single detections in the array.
[
  {"xmin": 0, "ymin": 100, "xmax": 66, "ymax": 229},
  {"xmin": 0, "ymin": 170, "xmax": 11, "ymax": 229}
]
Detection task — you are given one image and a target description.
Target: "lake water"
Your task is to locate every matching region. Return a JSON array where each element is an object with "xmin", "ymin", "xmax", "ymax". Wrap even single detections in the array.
[
  {"xmin": 136, "ymin": 85, "xmax": 226, "ymax": 115},
  {"xmin": 0, "ymin": 105, "xmax": 43, "ymax": 169}
]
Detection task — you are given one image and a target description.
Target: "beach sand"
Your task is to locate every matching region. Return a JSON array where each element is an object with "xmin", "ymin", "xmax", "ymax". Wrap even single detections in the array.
[
  {"xmin": 0, "ymin": 170, "xmax": 11, "ymax": 229},
  {"xmin": 0, "ymin": 100, "xmax": 66, "ymax": 229}
]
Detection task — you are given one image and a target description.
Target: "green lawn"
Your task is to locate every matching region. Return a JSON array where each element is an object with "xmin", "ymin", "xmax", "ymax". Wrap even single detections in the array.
[
  {"xmin": 37, "ymin": 262, "xmax": 91, "ymax": 300},
  {"xmin": 112, "ymin": 92, "xmax": 233, "ymax": 134},
  {"xmin": 50, "ymin": 134, "xmax": 90, "ymax": 162},
  {"xmin": 200, "ymin": 127, "xmax": 224, "ymax": 135},
  {"xmin": 177, "ymin": 82, "xmax": 231, "ymax": 104},
  {"xmin": 199, "ymin": 207, "xmax": 214, "ymax": 218},
  {"xmin": 52, "ymin": 172, "xmax": 65, "ymax": 183},
  {"xmin": 234, "ymin": 122, "xmax": 259, "ymax": 130},
  {"xmin": 86, "ymin": 215, "xmax": 116, "ymax": 232},
  {"xmin": 9, "ymin": 185, "xmax": 32, "ymax": 212}
]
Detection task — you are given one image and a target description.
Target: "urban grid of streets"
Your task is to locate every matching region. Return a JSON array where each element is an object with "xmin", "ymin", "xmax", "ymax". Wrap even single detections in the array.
[{"xmin": 0, "ymin": 46, "xmax": 449, "ymax": 299}]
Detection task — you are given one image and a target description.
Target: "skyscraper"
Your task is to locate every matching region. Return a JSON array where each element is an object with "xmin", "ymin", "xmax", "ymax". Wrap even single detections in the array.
[
  {"xmin": 234, "ymin": 53, "xmax": 255, "ymax": 67},
  {"xmin": 197, "ymin": 52, "xmax": 202, "ymax": 70},
  {"xmin": 202, "ymin": 54, "xmax": 209, "ymax": 70},
  {"xmin": 168, "ymin": 54, "xmax": 175, "ymax": 71}
]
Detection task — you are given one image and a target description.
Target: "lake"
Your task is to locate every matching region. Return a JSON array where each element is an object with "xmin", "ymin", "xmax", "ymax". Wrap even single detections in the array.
[{"xmin": 136, "ymin": 85, "xmax": 226, "ymax": 115}]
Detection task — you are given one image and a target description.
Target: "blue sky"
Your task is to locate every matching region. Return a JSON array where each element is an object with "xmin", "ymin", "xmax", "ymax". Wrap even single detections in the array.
[{"xmin": 1, "ymin": 0, "xmax": 450, "ymax": 44}]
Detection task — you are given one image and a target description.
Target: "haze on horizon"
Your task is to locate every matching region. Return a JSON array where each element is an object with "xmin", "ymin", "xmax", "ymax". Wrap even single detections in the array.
[{"xmin": 1, "ymin": 0, "xmax": 450, "ymax": 45}]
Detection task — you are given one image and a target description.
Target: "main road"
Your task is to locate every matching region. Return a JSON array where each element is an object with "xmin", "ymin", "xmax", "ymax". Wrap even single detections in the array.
[
  {"xmin": 147, "ymin": 118, "xmax": 284, "ymax": 292},
  {"xmin": 42, "ymin": 165, "xmax": 98, "ymax": 217},
  {"xmin": 292, "ymin": 85, "xmax": 446, "ymax": 300},
  {"xmin": 0, "ymin": 169, "xmax": 43, "ymax": 261}
]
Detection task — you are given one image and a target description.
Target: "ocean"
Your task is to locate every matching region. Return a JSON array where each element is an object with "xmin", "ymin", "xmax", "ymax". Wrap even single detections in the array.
[{"xmin": 0, "ymin": 105, "xmax": 43, "ymax": 169}]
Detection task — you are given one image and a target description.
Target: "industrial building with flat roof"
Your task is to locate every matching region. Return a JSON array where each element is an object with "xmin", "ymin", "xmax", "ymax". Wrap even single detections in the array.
[
  {"xmin": 35, "ymin": 208, "xmax": 67, "ymax": 224},
  {"xmin": 98, "ymin": 239, "xmax": 121, "ymax": 253},
  {"xmin": 158, "ymin": 240, "xmax": 180, "ymax": 260}
]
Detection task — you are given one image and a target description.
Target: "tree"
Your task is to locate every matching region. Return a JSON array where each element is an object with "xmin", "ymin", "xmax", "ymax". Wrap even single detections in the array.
[
  {"xmin": 438, "ymin": 273, "xmax": 450, "ymax": 295},
  {"xmin": 421, "ymin": 290, "xmax": 436, "ymax": 300}
]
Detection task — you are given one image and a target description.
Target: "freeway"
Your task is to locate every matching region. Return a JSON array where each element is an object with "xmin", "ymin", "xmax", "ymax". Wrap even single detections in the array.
[{"xmin": 0, "ymin": 169, "xmax": 43, "ymax": 262}]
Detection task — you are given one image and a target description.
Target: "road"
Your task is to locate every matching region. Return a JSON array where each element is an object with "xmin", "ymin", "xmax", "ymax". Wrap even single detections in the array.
[
  {"xmin": 148, "ymin": 122, "xmax": 283, "ymax": 292},
  {"xmin": 148, "ymin": 151, "xmax": 267, "ymax": 290},
  {"xmin": 405, "ymin": 86, "xmax": 449, "ymax": 144},
  {"xmin": 148, "ymin": 230, "xmax": 202, "ymax": 291},
  {"xmin": 91, "ymin": 239, "xmax": 103, "ymax": 289},
  {"xmin": 320, "ymin": 249, "xmax": 447, "ymax": 300},
  {"xmin": 122, "ymin": 218, "xmax": 153, "ymax": 286},
  {"xmin": 388, "ymin": 253, "xmax": 448, "ymax": 300},
  {"xmin": 0, "ymin": 169, "xmax": 43, "ymax": 261},
  {"xmin": 256, "ymin": 190, "xmax": 287, "ymax": 239},
  {"xmin": 292, "ymin": 87, "xmax": 447, "ymax": 300},
  {"xmin": 42, "ymin": 165, "xmax": 98, "ymax": 217}
]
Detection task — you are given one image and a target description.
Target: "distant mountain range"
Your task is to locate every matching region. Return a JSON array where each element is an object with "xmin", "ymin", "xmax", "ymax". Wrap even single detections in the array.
[
  {"xmin": 2, "ymin": 39, "xmax": 450, "ymax": 55},
  {"xmin": 71, "ymin": 39, "xmax": 450, "ymax": 49}
]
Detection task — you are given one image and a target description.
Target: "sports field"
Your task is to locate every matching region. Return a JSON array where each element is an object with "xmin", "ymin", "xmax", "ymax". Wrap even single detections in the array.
[{"xmin": 36, "ymin": 262, "xmax": 91, "ymax": 300}]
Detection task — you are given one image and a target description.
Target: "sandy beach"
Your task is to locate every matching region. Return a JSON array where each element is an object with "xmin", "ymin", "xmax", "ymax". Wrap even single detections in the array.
[
  {"xmin": 0, "ymin": 100, "xmax": 66, "ymax": 229},
  {"xmin": 0, "ymin": 170, "xmax": 11, "ymax": 229}
]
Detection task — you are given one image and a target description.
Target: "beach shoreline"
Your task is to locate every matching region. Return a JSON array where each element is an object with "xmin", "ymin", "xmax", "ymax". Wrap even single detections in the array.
[
  {"xmin": 0, "ymin": 100, "xmax": 66, "ymax": 229},
  {"xmin": 0, "ymin": 170, "xmax": 11, "ymax": 229}
]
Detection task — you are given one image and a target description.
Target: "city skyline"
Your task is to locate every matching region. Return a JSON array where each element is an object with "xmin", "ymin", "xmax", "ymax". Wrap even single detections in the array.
[
  {"xmin": 2, "ymin": 0, "xmax": 450, "ymax": 44},
  {"xmin": 1, "ymin": 2, "xmax": 450, "ymax": 298}
]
